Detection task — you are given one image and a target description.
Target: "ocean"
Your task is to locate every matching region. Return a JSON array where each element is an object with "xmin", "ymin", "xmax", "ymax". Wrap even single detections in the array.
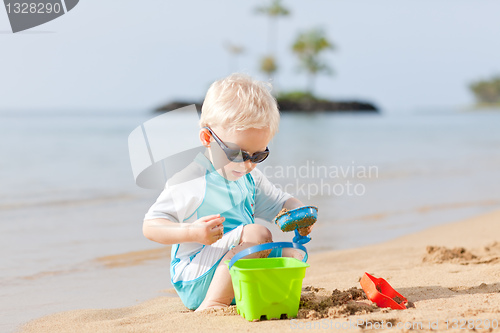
[{"xmin": 1, "ymin": 109, "xmax": 500, "ymax": 331}]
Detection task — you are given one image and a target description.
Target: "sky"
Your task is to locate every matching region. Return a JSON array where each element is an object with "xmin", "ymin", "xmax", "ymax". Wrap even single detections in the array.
[{"xmin": 1, "ymin": 0, "xmax": 499, "ymax": 112}]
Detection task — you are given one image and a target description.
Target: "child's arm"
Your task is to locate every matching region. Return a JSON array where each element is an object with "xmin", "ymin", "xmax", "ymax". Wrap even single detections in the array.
[
  {"xmin": 282, "ymin": 197, "xmax": 304, "ymax": 211},
  {"xmin": 143, "ymin": 214, "xmax": 225, "ymax": 245}
]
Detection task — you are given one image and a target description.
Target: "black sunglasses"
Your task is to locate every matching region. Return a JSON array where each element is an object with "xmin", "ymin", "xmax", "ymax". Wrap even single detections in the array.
[{"xmin": 203, "ymin": 126, "xmax": 270, "ymax": 163}]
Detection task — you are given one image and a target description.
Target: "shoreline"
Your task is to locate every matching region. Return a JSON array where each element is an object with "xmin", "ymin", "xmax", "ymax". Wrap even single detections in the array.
[{"xmin": 16, "ymin": 209, "xmax": 500, "ymax": 332}]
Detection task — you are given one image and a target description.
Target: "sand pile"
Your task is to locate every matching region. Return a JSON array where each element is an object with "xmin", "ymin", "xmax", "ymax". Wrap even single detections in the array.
[
  {"xmin": 423, "ymin": 246, "xmax": 478, "ymax": 263},
  {"xmin": 423, "ymin": 241, "xmax": 500, "ymax": 264},
  {"xmin": 297, "ymin": 286, "xmax": 378, "ymax": 319},
  {"xmin": 199, "ymin": 286, "xmax": 377, "ymax": 320}
]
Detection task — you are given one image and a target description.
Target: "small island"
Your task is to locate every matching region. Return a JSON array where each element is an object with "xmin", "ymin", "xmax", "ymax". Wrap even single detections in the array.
[
  {"xmin": 155, "ymin": 91, "xmax": 378, "ymax": 113},
  {"xmin": 469, "ymin": 75, "xmax": 500, "ymax": 109}
]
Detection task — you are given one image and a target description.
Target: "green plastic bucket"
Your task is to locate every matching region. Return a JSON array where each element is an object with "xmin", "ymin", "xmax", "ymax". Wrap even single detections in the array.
[{"xmin": 226, "ymin": 242, "xmax": 309, "ymax": 321}]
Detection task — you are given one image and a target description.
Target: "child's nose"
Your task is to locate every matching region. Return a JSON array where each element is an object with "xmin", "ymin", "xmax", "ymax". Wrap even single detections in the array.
[{"xmin": 244, "ymin": 159, "xmax": 253, "ymax": 168}]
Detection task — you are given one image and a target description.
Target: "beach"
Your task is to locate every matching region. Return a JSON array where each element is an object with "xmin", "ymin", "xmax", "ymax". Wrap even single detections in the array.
[
  {"xmin": 2, "ymin": 110, "xmax": 500, "ymax": 332},
  {"xmin": 3, "ymin": 0, "xmax": 500, "ymax": 330},
  {"xmin": 17, "ymin": 209, "xmax": 500, "ymax": 332}
]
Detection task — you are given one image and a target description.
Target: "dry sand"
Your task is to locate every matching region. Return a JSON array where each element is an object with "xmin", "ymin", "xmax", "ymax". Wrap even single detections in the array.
[{"xmin": 18, "ymin": 210, "xmax": 500, "ymax": 332}]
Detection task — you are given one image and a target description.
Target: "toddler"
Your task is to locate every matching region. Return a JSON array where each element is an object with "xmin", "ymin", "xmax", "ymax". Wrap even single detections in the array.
[{"xmin": 143, "ymin": 73, "xmax": 313, "ymax": 311}]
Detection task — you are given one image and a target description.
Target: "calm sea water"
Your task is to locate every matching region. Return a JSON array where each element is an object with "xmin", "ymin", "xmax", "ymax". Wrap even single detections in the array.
[{"xmin": 1, "ymin": 109, "xmax": 500, "ymax": 331}]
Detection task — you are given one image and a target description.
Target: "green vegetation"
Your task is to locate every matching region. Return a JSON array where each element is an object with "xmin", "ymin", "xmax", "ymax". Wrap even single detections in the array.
[
  {"xmin": 255, "ymin": 0, "xmax": 290, "ymax": 19},
  {"xmin": 469, "ymin": 76, "xmax": 500, "ymax": 107},
  {"xmin": 276, "ymin": 90, "xmax": 327, "ymax": 103},
  {"xmin": 291, "ymin": 28, "xmax": 335, "ymax": 94},
  {"xmin": 253, "ymin": 1, "xmax": 335, "ymax": 95},
  {"xmin": 260, "ymin": 55, "xmax": 278, "ymax": 78},
  {"xmin": 255, "ymin": 0, "xmax": 290, "ymax": 81},
  {"xmin": 273, "ymin": 90, "xmax": 378, "ymax": 112}
]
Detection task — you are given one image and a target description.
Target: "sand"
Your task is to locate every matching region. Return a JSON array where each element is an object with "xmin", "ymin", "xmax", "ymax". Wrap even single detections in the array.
[{"xmin": 17, "ymin": 210, "xmax": 500, "ymax": 332}]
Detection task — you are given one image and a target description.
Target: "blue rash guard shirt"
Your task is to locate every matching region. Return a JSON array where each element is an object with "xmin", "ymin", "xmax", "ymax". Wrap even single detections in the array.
[{"xmin": 144, "ymin": 152, "xmax": 292, "ymax": 309}]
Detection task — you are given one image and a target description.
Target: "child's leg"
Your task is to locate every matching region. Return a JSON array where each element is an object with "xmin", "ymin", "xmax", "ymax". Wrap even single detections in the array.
[
  {"xmin": 195, "ymin": 224, "xmax": 272, "ymax": 312},
  {"xmin": 281, "ymin": 248, "xmax": 306, "ymax": 261}
]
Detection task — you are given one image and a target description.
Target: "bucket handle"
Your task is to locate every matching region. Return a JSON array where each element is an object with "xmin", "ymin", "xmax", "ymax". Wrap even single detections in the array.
[{"xmin": 227, "ymin": 242, "xmax": 308, "ymax": 270}]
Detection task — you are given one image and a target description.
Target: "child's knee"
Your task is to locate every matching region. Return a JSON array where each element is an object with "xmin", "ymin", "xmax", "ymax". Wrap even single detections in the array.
[
  {"xmin": 241, "ymin": 224, "xmax": 272, "ymax": 244},
  {"xmin": 282, "ymin": 248, "xmax": 306, "ymax": 261}
]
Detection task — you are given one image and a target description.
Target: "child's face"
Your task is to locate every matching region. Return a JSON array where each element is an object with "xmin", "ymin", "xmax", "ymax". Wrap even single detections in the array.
[{"xmin": 202, "ymin": 127, "xmax": 272, "ymax": 181}]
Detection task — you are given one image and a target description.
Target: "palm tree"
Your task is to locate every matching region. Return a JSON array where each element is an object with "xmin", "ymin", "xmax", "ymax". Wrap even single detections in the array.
[
  {"xmin": 255, "ymin": 0, "xmax": 290, "ymax": 56},
  {"xmin": 255, "ymin": 0, "xmax": 290, "ymax": 82},
  {"xmin": 259, "ymin": 55, "xmax": 278, "ymax": 80},
  {"xmin": 292, "ymin": 28, "xmax": 335, "ymax": 94}
]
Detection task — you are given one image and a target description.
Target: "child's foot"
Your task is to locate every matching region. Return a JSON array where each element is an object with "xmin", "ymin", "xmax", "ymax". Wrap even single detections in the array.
[{"xmin": 195, "ymin": 301, "xmax": 229, "ymax": 313}]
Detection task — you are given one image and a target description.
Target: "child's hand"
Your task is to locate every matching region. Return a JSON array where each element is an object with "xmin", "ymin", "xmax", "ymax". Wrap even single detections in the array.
[{"xmin": 190, "ymin": 214, "xmax": 225, "ymax": 245}]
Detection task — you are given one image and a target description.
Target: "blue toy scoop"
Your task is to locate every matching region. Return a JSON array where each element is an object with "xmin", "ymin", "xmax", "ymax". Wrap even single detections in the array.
[{"xmin": 273, "ymin": 206, "xmax": 318, "ymax": 244}]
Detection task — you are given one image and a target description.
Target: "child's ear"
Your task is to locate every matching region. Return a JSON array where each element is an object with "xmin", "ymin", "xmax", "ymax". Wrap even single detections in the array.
[{"xmin": 199, "ymin": 128, "xmax": 211, "ymax": 147}]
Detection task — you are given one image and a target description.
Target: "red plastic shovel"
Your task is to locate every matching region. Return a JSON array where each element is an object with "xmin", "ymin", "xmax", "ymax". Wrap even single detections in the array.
[{"xmin": 360, "ymin": 272, "xmax": 408, "ymax": 310}]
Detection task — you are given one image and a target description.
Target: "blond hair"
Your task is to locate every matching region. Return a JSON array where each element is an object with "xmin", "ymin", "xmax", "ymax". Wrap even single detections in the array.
[{"xmin": 199, "ymin": 73, "xmax": 280, "ymax": 136}]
